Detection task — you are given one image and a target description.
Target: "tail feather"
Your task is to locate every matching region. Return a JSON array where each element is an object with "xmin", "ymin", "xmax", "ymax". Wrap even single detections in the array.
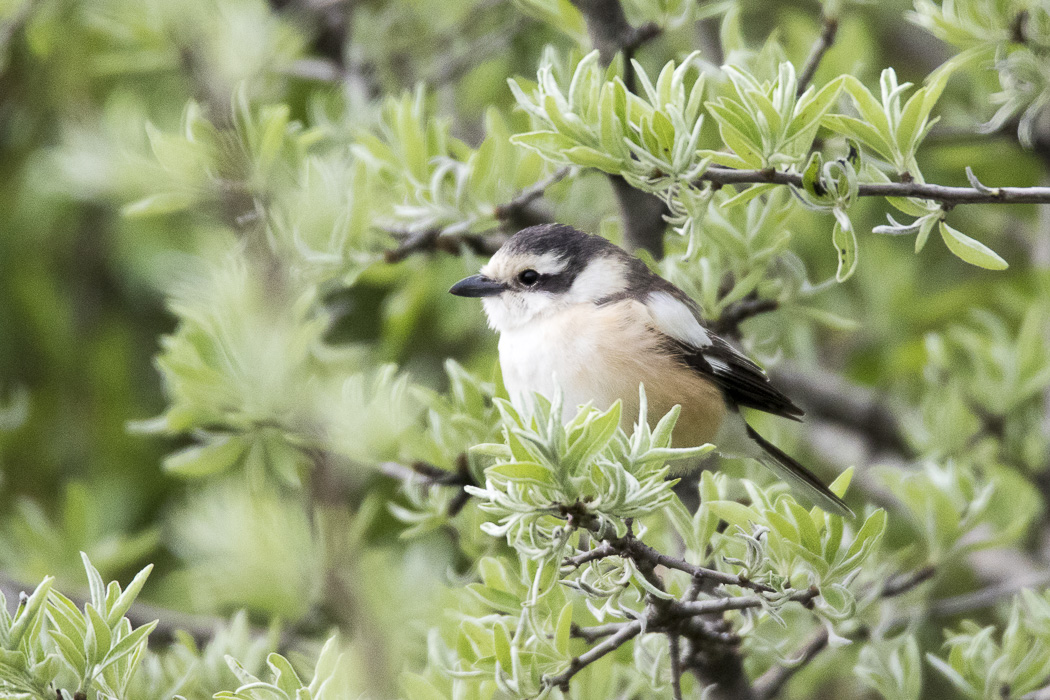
[{"xmin": 745, "ymin": 423, "xmax": 854, "ymax": 518}]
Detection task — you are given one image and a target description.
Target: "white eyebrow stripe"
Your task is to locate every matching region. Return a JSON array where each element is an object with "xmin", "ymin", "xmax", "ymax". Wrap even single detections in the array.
[
  {"xmin": 645, "ymin": 290, "xmax": 712, "ymax": 348},
  {"xmin": 480, "ymin": 251, "xmax": 568, "ymax": 279},
  {"xmin": 531, "ymin": 252, "xmax": 570, "ymax": 275}
]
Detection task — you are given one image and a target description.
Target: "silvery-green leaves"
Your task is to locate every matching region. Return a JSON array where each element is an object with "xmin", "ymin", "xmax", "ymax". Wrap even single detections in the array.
[
  {"xmin": 467, "ymin": 388, "xmax": 711, "ymax": 561},
  {"xmin": 405, "ymin": 571, "xmax": 587, "ymax": 700},
  {"xmin": 510, "ymin": 49, "xmax": 708, "ymax": 185},
  {"xmin": 0, "ymin": 575, "xmax": 57, "ymax": 698},
  {"xmin": 795, "ymin": 151, "xmax": 860, "ymax": 281},
  {"xmin": 696, "ymin": 470, "xmax": 886, "ymax": 619},
  {"xmin": 825, "ymin": 66, "xmax": 1010, "ymax": 270},
  {"xmin": 44, "ymin": 554, "xmax": 156, "ymax": 700},
  {"xmin": 857, "ymin": 634, "xmax": 923, "ymax": 700},
  {"xmin": 356, "ymin": 91, "xmax": 549, "ymax": 236},
  {"xmin": 918, "ymin": 308, "xmax": 1050, "ymax": 471},
  {"xmin": 911, "ymin": 0, "xmax": 1050, "ymax": 148},
  {"xmin": 215, "ymin": 635, "xmax": 353, "ymax": 700},
  {"xmin": 927, "ymin": 589, "xmax": 1050, "ymax": 700},
  {"xmin": 878, "ymin": 458, "xmax": 1037, "ymax": 560},
  {"xmin": 824, "ymin": 66, "xmax": 951, "ymax": 178},
  {"xmin": 703, "ymin": 62, "xmax": 843, "ymax": 170},
  {"xmin": 129, "ymin": 89, "xmax": 381, "ymax": 288},
  {"xmin": 660, "ymin": 187, "xmax": 796, "ymax": 316}
]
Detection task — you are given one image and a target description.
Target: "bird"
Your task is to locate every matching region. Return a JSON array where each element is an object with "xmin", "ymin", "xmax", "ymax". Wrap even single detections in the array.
[{"xmin": 448, "ymin": 223, "xmax": 853, "ymax": 517}]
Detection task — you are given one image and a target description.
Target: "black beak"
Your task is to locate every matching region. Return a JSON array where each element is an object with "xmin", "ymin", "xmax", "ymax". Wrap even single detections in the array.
[{"xmin": 449, "ymin": 274, "xmax": 506, "ymax": 298}]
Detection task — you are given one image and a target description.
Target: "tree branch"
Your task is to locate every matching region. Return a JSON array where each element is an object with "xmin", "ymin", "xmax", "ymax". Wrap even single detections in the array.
[
  {"xmin": 565, "ymin": 532, "xmax": 775, "ymax": 593},
  {"xmin": 750, "ymin": 565, "xmax": 937, "ymax": 699},
  {"xmin": 677, "ymin": 589, "xmax": 819, "ymax": 617},
  {"xmin": 770, "ymin": 364, "xmax": 913, "ymax": 460},
  {"xmin": 571, "ymin": 621, "xmax": 631, "ymax": 643},
  {"xmin": 382, "ymin": 167, "xmax": 569, "ymax": 263},
  {"xmin": 547, "ymin": 618, "xmax": 644, "ymax": 690},
  {"xmin": 492, "ymin": 166, "xmax": 571, "ymax": 221},
  {"xmin": 927, "ymin": 570, "xmax": 1050, "ymax": 618},
  {"xmin": 751, "ymin": 626, "xmax": 830, "ymax": 700},
  {"xmin": 698, "ymin": 166, "xmax": 1050, "ymax": 206},
  {"xmin": 709, "ymin": 294, "xmax": 780, "ymax": 340},
  {"xmin": 379, "ymin": 456, "xmax": 477, "ymax": 516},
  {"xmin": 796, "ymin": 15, "xmax": 839, "ymax": 96},
  {"xmin": 570, "ymin": 0, "xmax": 668, "ymax": 257}
]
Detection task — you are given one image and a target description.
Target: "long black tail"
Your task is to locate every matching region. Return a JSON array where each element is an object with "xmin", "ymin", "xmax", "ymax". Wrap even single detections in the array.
[{"xmin": 745, "ymin": 423, "xmax": 854, "ymax": 517}]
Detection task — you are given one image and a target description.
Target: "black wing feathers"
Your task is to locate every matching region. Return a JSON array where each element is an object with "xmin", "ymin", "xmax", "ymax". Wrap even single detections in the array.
[
  {"xmin": 667, "ymin": 335, "xmax": 804, "ymax": 420},
  {"xmin": 637, "ymin": 268, "xmax": 804, "ymax": 421}
]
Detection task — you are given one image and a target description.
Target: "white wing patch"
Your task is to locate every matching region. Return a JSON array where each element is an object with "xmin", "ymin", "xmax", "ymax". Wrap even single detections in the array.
[{"xmin": 645, "ymin": 291, "xmax": 711, "ymax": 348}]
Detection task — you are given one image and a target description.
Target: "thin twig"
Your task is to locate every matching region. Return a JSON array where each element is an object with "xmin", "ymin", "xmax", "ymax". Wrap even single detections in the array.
[
  {"xmin": 565, "ymin": 533, "xmax": 775, "ymax": 593},
  {"xmin": 770, "ymin": 364, "xmax": 913, "ymax": 459},
  {"xmin": 546, "ymin": 619, "xmax": 644, "ymax": 690},
  {"xmin": 379, "ymin": 457, "xmax": 476, "ymax": 516},
  {"xmin": 710, "ymin": 294, "xmax": 780, "ymax": 339},
  {"xmin": 698, "ymin": 166, "xmax": 1050, "ymax": 205},
  {"xmin": 383, "ymin": 228, "xmax": 507, "ymax": 263},
  {"xmin": 383, "ymin": 168, "xmax": 569, "ymax": 263},
  {"xmin": 571, "ymin": 621, "xmax": 631, "ymax": 643},
  {"xmin": 749, "ymin": 564, "xmax": 937, "ymax": 699},
  {"xmin": 927, "ymin": 570, "xmax": 1050, "ymax": 618},
  {"xmin": 493, "ymin": 167, "xmax": 571, "ymax": 220},
  {"xmin": 677, "ymin": 589, "xmax": 818, "ymax": 617},
  {"xmin": 882, "ymin": 565, "xmax": 937, "ymax": 598},
  {"xmin": 796, "ymin": 15, "xmax": 839, "ymax": 96},
  {"xmin": 751, "ymin": 626, "xmax": 830, "ymax": 700},
  {"xmin": 669, "ymin": 633, "xmax": 684, "ymax": 700}
]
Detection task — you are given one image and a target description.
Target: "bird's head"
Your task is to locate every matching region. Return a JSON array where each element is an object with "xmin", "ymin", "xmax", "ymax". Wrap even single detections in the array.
[{"xmin": 449, "ymin": 224, "xmax": 641, "ymax": 331}]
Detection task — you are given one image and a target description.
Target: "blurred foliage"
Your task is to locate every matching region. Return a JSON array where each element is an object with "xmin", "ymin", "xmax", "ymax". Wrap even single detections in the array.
[{"xmin": 2, "ymin": 0, "xmax": 1050, "ymax": 698}]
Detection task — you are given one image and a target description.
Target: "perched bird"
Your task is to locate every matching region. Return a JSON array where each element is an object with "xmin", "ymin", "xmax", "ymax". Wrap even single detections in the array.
[{"xmin": 449, "ymin": 223, "xmax": 852, "ymax": 517}]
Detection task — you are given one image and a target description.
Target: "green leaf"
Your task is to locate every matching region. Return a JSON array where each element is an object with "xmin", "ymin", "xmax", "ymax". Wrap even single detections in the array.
[
  {"xmin": 492, "ymin": 622, "xmax": 512, "ymax": 671},
  {"xmin": 844, "ymin": 508, "xmax": 887, "ymax": 561},
  {"xmin": 722, "ymin": 183, "xmax": 777, "ymax": 208},
  {"xmin": 7, "ymin": 577, "xmax": 53, "ymax": 649},
  {"xmin": 827, "ymin": 467, "xmax": 854, "ymax": 499},
  {"xmin": 939, "ymin": 222, "xmax": 1008, "ymax": 270},
  {"xmin": 832, "ymin": 208, "xmax": 858, "ymax": 282},
  {"xmin": 705, "ymin": 501, "xmax": 760, "ymax": 531},
  {"xmin": 554, "ymin": 603, "xmax": 573, "ymax": 656},
  {"xmin": 841, "ymin": 76, "xmax": 893, "ymax": 145},
  {"xmin": 122, "ymin": 192, "xmax": 197, "ymax": 218},
  {"xmin": 793, "ymin": 77, "xmax": 845, "ymax": 135},
  {"xmin": 81, "ymin": 553, "xmax": 106, "ymax": 610},
  {"xmin": 97, "ymin": 621, "xmax": 156, "ymax": 672},
  {"xmin": 466, "ymin": 585, "xmax": 522, "ymax": 615},
  {"xmin": 486, "ymin": 462, "xmax": 554, "ymax": 486},
  {"xmin": 510, "ymin": 131, "xmax": 578, "ymax": 158},
  {"xmin": 915, "ymin": 213, "xmax": 938, "ymax": 252},
  {"xmin": 106, "ymin": 564, "xmax": 153, "ymax": 628},
  {"xmin": 86, "ymin": 604, "xmax": 111, "ymax": 664},
  {"xmin": 401, "ymin": 672, "xmax": 448, "ymax": 700},
  {"xmin": 162, "ymin": 434, "xmax": 248, "ymax": 477},
  {"xmin": 822, "ymin": 115, "xmax": 893, "ymax": 160},
  {"xmin": 563, "ymin": 146, "xmax": 623, "ymax": 173},
  {"xmin": 50, "ymin": 631, "xmax": 86, "ymax": 673},
  {"xmin": 801, "ymin": 151, "xmax": 824, "ymax": 198}
]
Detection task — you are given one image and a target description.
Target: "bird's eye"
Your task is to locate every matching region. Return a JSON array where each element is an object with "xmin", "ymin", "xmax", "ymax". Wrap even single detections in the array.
[{"xmin": 517, "ymin": 269, "xmax": 540, "ymax": 286}]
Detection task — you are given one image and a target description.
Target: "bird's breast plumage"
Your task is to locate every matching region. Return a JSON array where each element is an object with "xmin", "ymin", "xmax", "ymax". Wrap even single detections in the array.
[{"xmin": 497, "ymin": 300, "xmax": 726, "ymax": 446}]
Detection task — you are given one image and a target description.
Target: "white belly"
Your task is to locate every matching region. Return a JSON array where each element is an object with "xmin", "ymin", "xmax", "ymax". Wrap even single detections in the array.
[
  {"xmin": 498, "ymin": 310, "xmax": 613, "ymax": 422},
  {"xmin": 495, "ymin": 302, "xmax": 726, "ymax": 448}
]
